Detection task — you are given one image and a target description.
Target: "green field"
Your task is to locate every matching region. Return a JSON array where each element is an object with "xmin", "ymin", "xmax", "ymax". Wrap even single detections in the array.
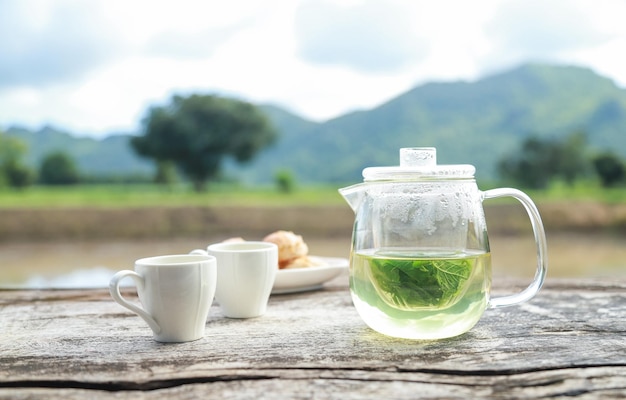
[
  {"xmin": 0, "ymin": 183, "xmax": 349, "ymax": 208},
  {"xmin": 0, "ymin": 180, "xmax": 624, "ymax": 209}
]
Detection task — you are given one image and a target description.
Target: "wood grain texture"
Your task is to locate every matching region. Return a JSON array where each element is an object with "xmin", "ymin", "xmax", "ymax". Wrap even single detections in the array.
[{"xmin": 1, "ymin": 276, "xmax": 626, "ymax": 399}]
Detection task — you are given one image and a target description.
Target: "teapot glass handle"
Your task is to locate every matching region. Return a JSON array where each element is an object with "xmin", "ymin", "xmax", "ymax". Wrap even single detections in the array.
[{"xmin": 482, "ymin": 188, "xmax": 548, "ymax": 308}]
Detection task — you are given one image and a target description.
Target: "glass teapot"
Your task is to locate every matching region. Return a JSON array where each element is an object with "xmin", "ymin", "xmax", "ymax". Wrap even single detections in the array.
[{"xmin": 339, "ymin": 148, "xmax": 547, "ymax": 340}]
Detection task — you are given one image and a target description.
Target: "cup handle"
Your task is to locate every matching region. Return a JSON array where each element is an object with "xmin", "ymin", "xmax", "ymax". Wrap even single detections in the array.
[
  {"xmin": 482, "ymin": 188, "xmax": 548, "ymax": 308},
  {"xmin": 109, "ymin": 270, "xmax": 161, "ymax": 334}
]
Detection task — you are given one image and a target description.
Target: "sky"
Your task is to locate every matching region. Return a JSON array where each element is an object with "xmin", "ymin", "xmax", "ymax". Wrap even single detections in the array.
[{"xmin": 1, "ymin": 0, "xmax": 626, "ymax": 138}]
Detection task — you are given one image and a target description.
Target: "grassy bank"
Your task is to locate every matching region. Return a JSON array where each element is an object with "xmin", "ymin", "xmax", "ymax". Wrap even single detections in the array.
[
  {"xmin": 0, "ymin": 198, "xmax": 624, "ymax": 243},
  {"xmin": 0, "ymin": 181, "xmax": 624, "ymax": 209},
  {"xmin": 0, "ymin": 183, "xmax": 624, "ymax": 242},
  {"xmin": 0, "ymin": 184, "xmax": 347, "ymax": 208}
]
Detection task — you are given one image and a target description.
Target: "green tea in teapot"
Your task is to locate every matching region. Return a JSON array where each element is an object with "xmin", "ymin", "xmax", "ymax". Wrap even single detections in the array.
[
  {"xmin": 340, "ymin": 147, "xmax": 547, "ymax": 340},
  {"xmin": 350, "ymin": 249, "xmax": 491, "ymax": 340}
]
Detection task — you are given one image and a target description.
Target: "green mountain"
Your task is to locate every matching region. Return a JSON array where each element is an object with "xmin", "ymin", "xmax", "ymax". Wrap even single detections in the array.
[
  {"xmin": 5, "ymin": 63, "xmax": 626, "ymax": 184},
  {"xmin": 240, "ymin": 63, "xmax": 626, "ymax": 183},
  {"xmin": 5, "ymin": 125, "xmax": 153, "ymax": 178}
]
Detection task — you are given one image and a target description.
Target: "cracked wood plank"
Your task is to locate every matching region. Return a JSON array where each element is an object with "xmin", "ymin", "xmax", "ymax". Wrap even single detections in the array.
[{"xmin": 1, "ymin": 278, "xmax": 626, "ymax": 399}]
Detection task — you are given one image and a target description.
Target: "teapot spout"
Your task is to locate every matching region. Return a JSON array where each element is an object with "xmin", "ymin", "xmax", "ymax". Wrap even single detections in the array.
[{"xmin": 338, "ymin": 183, "xmax": 367, "ymax": 213}]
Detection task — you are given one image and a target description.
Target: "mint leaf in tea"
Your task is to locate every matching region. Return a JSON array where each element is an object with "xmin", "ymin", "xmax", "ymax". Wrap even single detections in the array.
[
  {"xmin": 364, "ymin": 252, "xmax": 475, "ymax": 310},
  {"xmin": 350, "ymin": 250, "xmax": 491, "ymax": 339}
]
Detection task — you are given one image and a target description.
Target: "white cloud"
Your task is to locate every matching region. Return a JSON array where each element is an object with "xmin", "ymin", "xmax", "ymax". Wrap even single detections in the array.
[
  {"xmin": 295, "ymin": 0, "xmax": 429, "ymax": 73},
  {"xmin": 0, "ymin": 1, "xmax": 122, "ymax": 87},
  {"xmin": 482, "ymin": 0, "xmax": 624, "ymax": 74},
  {"xmin": 0, "ymin": 0, "xmax": 625, "ymax": 136},
  {"xmin": 489, "ymin": 0, "xmax": 607, "ymax": 52}
]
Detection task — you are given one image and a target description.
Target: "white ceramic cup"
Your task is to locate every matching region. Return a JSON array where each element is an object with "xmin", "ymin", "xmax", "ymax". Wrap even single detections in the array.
[
  {"xmin": 193, "ymin": 241, "xmax": 278, "ymax": 318},
  {"xmin": 109, "ymin": 254, "xmax": 217, "ymax": 343}
]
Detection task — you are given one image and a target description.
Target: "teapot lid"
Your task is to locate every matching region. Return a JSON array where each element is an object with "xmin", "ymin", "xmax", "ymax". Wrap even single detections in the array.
[{"xmin": 362, "ymin": 148, "xmax": 475, "ymax": 181}]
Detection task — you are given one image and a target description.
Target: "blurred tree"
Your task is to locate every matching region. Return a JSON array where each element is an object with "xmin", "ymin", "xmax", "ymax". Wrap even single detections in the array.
[
  {"xmin": 39, "ymin": 151, "xmax": 80, "ymax": 185},
  {"xmin": 275, "ymin": 168, "xmax": 296, "ymax": 193},
  {"xmin": 4, "ymin": 162, "xmax": 36, "ymax": 188},
  {"xmin": 154, "ymin": 160, "xmax": 178, "ymax": 186},
  {"xmin": 497, "ymin": 136, "xmax": 555, "ymax": 189},
  {"xmin": 0, "ymin": 131, "xmax": 36, "ymax": 188},
  {"xmin": 556, "ymin": 131, "xmax": 589, "ymax": 185},
  {"xmin": 497, "ymin": 132, "xmax": 589, "ymax": 189},
  {"xmin": 131, "ymin": 94, "xmax": 278, "ymax": 191},
  {"xmin": 592, "ymin": 152, "xmax": 625, "ymax": 187}
]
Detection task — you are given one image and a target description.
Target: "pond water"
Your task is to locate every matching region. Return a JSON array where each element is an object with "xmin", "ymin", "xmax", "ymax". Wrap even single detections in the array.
[{"xmin": 0, "ymin": 232, "xmax": 624, "ymax": 289}]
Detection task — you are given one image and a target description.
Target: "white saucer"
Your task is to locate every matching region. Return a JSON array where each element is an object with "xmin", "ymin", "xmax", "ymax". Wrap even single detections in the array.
[{"xmin": 271, "ymin": 256, "xmax": 348, "ymax": 294}]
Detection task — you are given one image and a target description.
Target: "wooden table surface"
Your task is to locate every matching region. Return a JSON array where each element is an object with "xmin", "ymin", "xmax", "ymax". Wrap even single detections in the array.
[{"xmin": 1, "ymin": 272, "xmax": 626, "ymax": 399}]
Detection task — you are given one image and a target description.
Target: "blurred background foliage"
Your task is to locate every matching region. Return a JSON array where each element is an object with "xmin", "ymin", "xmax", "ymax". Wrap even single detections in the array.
[{"xmin": 1, "ymin": 64, "xmax": 626, "ymax": 198}]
